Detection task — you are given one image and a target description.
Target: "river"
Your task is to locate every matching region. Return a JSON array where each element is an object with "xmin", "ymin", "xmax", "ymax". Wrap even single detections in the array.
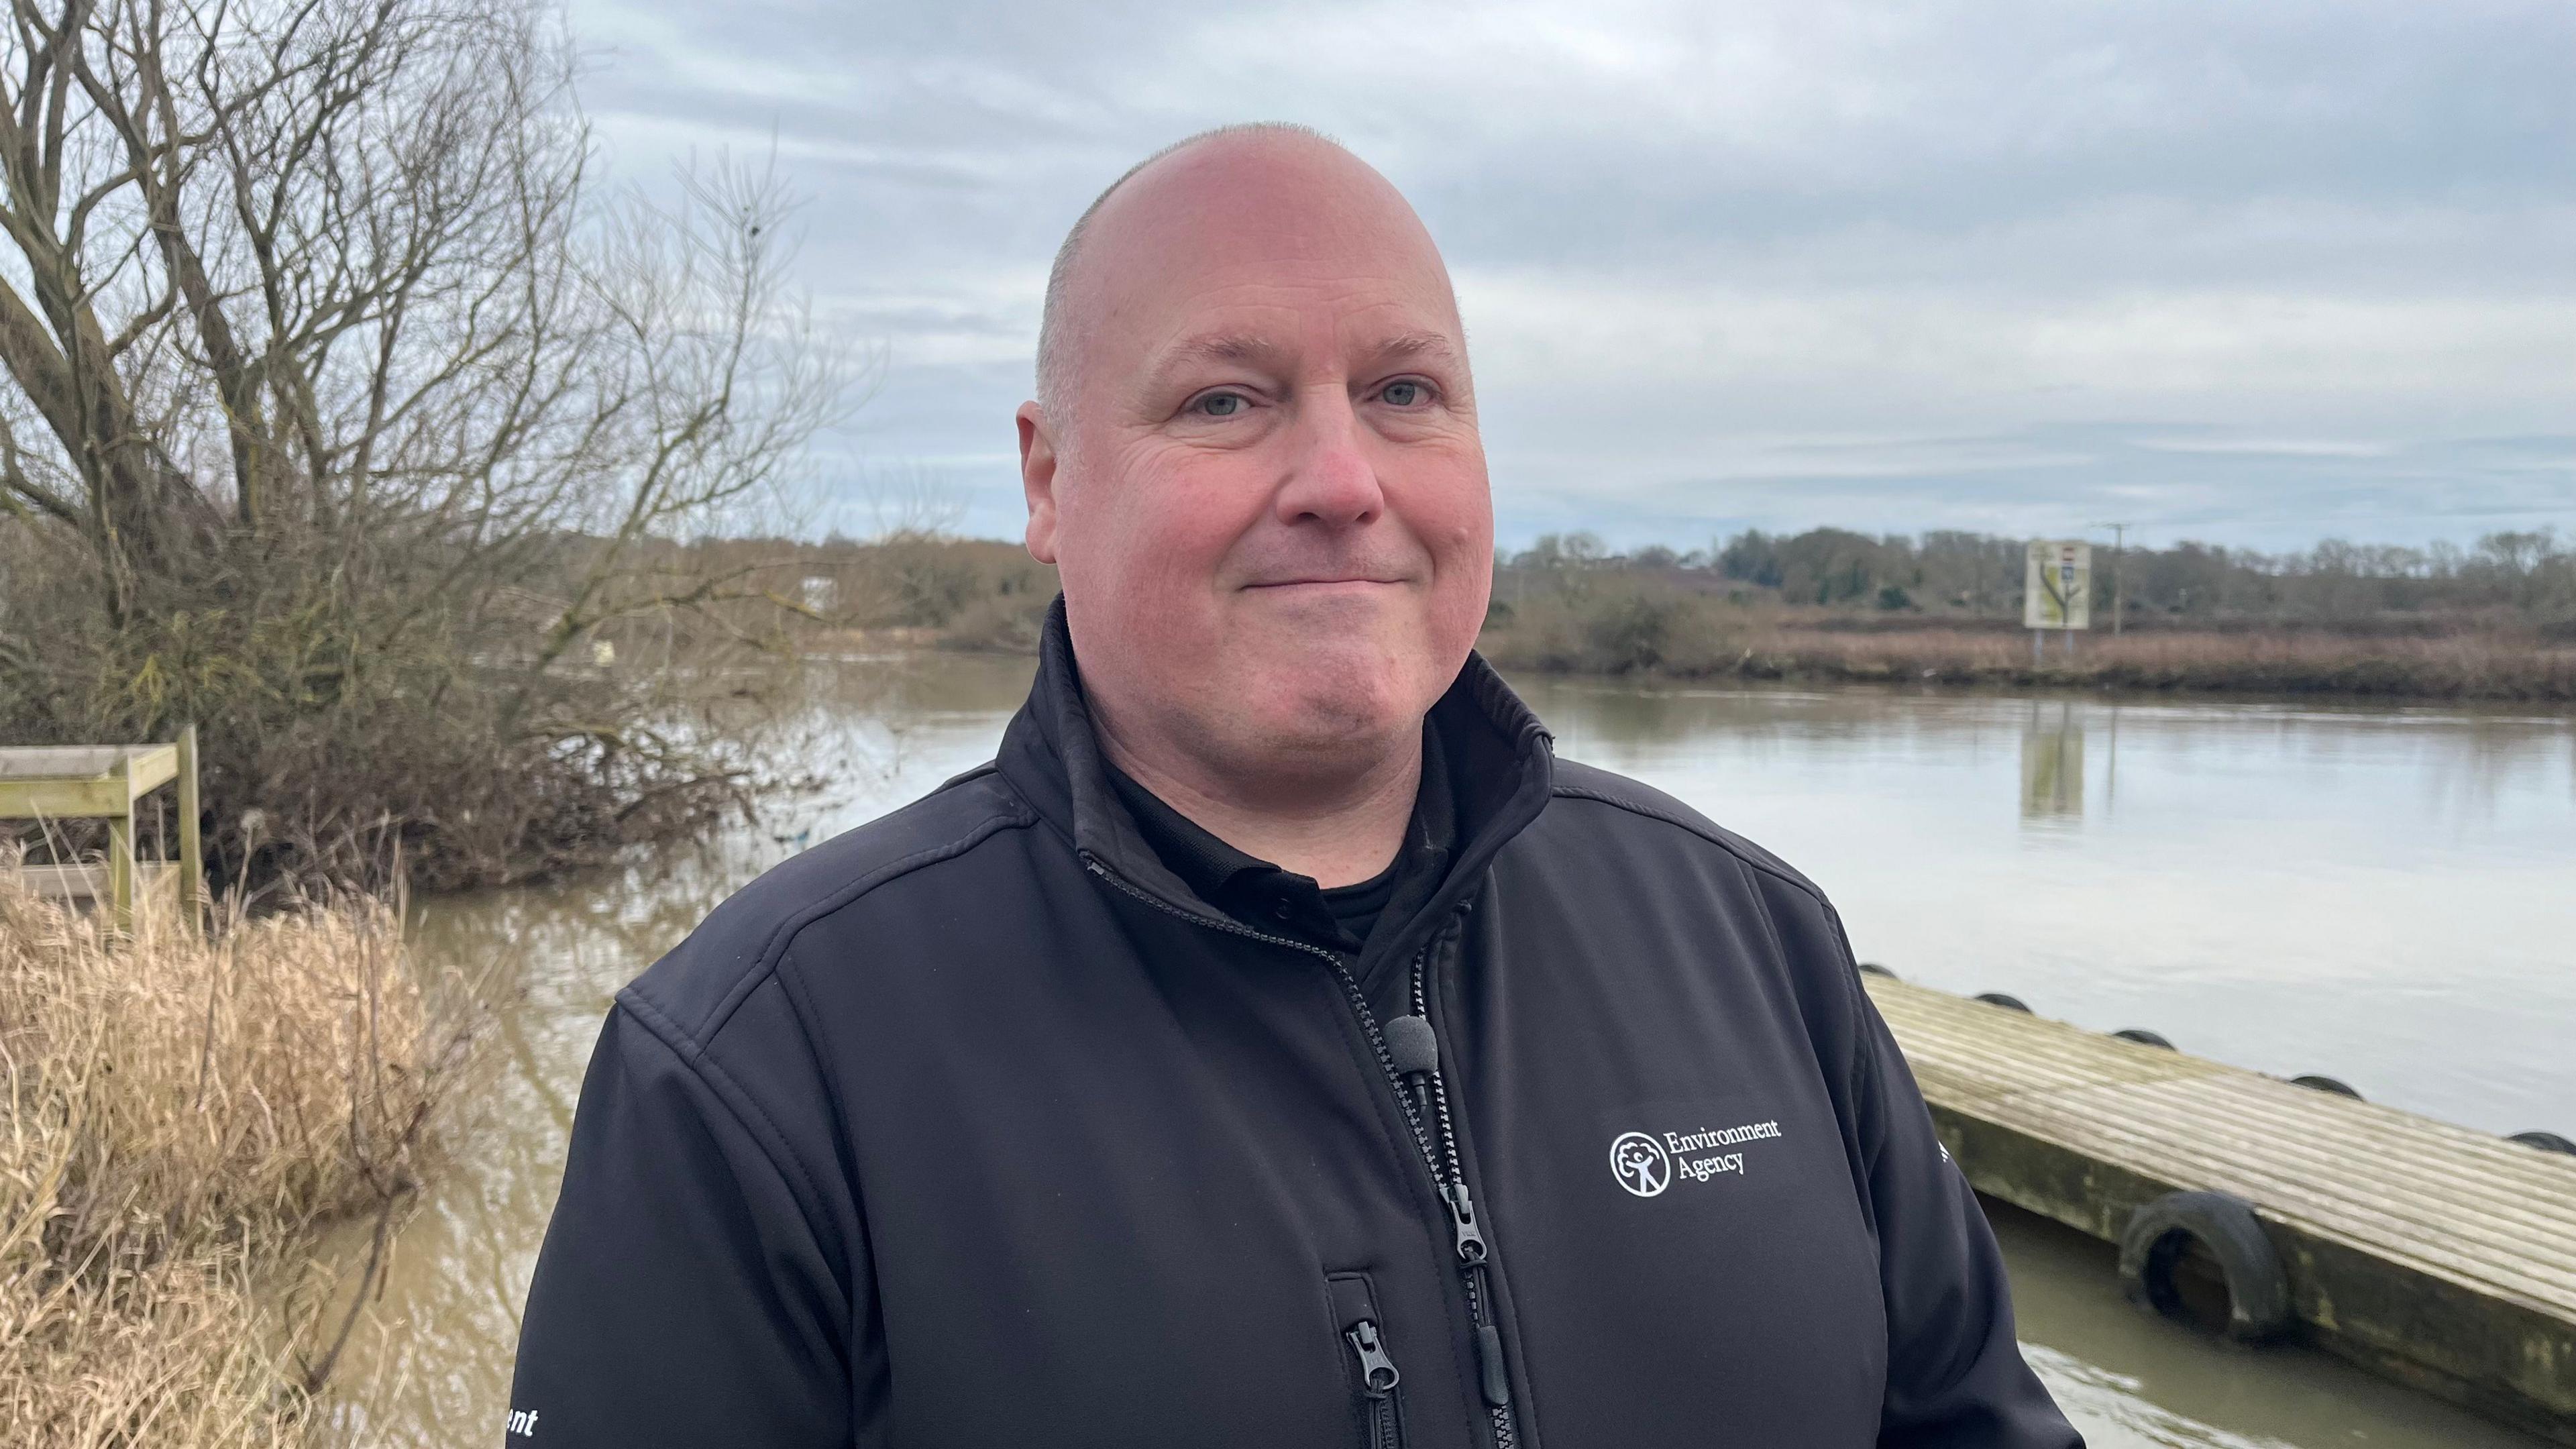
[{"xmin": 345, "ymin": 653, "xmax": 2575, "ymax": 1447}]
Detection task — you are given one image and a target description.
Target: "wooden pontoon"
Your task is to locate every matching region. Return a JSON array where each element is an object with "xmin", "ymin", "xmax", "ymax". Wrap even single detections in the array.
[{"xmin": 1868, "ymin": 974, "xmax": 2576, "ymax": 1444}]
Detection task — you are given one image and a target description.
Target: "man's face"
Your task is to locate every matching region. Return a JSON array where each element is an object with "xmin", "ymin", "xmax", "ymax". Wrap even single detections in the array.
[{"xmin": 1020, "ymin": 138, "xmax": 1493, "ymax": 780}]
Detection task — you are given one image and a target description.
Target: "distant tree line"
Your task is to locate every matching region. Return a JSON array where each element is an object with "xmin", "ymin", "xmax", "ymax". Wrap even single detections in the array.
[{"xmin": 1501, "ymin": 527, "xmax": 2576, "ymax": 627}]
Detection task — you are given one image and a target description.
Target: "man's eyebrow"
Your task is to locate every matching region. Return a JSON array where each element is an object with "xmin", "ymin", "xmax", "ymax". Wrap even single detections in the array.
[
  {"xmin": 1366, "ymin": 331, "xmax": 1464, "ymax": 369},
  {"xmin": 1146, "ymin": 333, "xmax": 1288, "ymax": 385},
  {"xmin": 1141, "ymin": 329, "xmax": 1466, "ymax": 388}
]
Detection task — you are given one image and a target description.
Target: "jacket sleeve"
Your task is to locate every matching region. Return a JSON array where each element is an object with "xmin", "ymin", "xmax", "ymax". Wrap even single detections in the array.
[
  {"xmin": 1851, "ymin": 985, "xmax": 2084, "ymax": 1448},
  {"xmin": 505, "ymin": 1002, "xmax": 863, "ymax": 1448}
]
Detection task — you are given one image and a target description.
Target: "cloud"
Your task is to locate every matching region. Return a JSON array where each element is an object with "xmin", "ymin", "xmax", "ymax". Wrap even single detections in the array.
[
  {"xmin": 566, "ymin": 0, "xmax": 2576, "ymax": 551},
  {"xmin": 2137, "ymin": 438, "xmax": 2394, "ymax": 460}
]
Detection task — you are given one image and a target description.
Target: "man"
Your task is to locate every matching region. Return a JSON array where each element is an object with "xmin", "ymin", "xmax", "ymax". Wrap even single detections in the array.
[{"xmin": 508, "ymin": 124, "xmax": 2082, "ymax": 1448}]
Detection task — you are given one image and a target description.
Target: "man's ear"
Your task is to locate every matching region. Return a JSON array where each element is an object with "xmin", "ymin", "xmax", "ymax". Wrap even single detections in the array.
[{"xmin": 1017, "ymin": 401, "xmax": 1061, "ymax": 565}]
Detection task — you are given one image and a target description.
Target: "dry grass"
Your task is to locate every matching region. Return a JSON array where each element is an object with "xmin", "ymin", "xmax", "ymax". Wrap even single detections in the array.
[
  {"xmin": 1725, "ymin": 623, "xmax": 2576, "ymax": 698},
  {"xmin": 0, "ymin": 853, "xmax": 476, "ymax": 1448},
  {"xmin": 1477, "ymin": 587, "xmax": 2576, "ymax": 700}
]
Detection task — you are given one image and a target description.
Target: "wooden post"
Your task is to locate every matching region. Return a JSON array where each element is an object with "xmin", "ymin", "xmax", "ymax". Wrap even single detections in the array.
[
  {"xmin": 176, "ymin": 724, "xmax": 203, "ymax": 934},
  {"xmin": 106, "ymin": 752, "xmax": 134, "ymax": 934},
  {"xmin": 2110, "ymin": 523, "xmax": 2127, "ymax": 636}
]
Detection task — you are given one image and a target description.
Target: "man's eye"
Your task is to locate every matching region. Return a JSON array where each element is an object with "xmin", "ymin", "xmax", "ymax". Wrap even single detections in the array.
[
  {"xmin": 1191, "ymin": 392, "xmax": 1246, "ymax": 418},
  {"xmin": 1380, "ymin": 380, "xmax": 1431, "ymax": 407}
]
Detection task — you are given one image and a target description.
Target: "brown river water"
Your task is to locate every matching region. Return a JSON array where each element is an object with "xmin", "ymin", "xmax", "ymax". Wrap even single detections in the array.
[{"xmin": 338, "ymin": 653, "xmax": 2575, "ymax": 1446}]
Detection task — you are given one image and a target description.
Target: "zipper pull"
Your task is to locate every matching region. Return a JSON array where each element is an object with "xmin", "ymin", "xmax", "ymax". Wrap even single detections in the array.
[
  {"xmin": 1345, "ymin": 1319, "xmax": 1401, "ymax": 1395},
  {"xmin": 1474, "ymin": 1322, "xmax": 1512, "ymax": 1407},
  {"xmin": 1444, "ymin": 1181, "xmax": 1487, "ymax": 1263}
]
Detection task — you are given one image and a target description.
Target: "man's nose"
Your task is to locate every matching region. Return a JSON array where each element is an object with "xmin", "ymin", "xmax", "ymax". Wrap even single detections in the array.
[{"xmin": 1271, "ymin": 388, "xmax": 1385, "ymax": 529}]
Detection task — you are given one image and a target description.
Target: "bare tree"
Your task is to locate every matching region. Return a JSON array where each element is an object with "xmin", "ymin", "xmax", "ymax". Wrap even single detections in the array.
[{"xmin": 0, "ymin": 0, "xmax": 857, "ymax": 888}]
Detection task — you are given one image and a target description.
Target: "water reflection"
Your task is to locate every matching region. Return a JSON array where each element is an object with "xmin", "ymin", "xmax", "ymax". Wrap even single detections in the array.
[
  {"xmin": 338, "ymin": 660, "xmax": 2569, "ymax": 1449},
  {"xmin": 2022, "ymin": 702, "xmax": 2087, "ymax": 822}
]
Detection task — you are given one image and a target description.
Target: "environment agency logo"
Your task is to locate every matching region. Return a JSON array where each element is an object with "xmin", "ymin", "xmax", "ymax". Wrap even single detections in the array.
[
  {"xmin": 1609, "ymin": 1118, "xmax": 1786, "ymax": 1197},
  {"xmin": 1609, "ymin": 1131, "xmax": 1671, "ymax": 1197}
]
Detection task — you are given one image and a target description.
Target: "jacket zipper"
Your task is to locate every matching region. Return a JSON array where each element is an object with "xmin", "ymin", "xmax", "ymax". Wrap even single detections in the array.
[
  {"xmin": 1407, "ymin": 932, "xmax": 1519, "ymax": 1449},
  {"xmin": 1081, "ymin": 854, "xmax": 1521, "ymax": 1448},
  {"xmin": 1346, "ymin": 1315, "xmax": 1405, "ymax": 1449}
]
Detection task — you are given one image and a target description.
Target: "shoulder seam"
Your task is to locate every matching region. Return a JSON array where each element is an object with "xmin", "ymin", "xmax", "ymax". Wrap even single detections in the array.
[
  {"xmin": 1548, "ymin": 781, "xmax": 1829, "ymax": 911},
  {"xmin": 643, "ymin": 800, "xmax": 1040, "ymax": 1047},
  {"xmin": 1813, "ymin": 894, "xmax": 1877, "ymax": 1113},
  {"xmin": 606, "ymin": 992, "xmax": 847, "ymax": 1277}
]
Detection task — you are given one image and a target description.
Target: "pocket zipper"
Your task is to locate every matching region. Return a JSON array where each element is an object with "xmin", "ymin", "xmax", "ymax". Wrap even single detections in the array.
[
  {"xmin": 1345, "ymin": 1317, "xmax": 1405, "ymax": 1449},
  {"xmin": 1331, "ymin": 1271, "xmax": 1407, "ymax": 1449}
]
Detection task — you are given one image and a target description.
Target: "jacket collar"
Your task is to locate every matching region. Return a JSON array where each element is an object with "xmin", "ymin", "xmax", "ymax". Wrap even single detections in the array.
[{"xmin": 998, "ymin": 596, "xmax": 1555, "ymax": 957}]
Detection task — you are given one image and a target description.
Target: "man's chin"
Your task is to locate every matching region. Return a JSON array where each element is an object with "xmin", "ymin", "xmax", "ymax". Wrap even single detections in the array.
[
  {"xmin": 1234, "ymin": 580, "xmax": 1413, "ymax": 623},
  {"xmin": 1228, "ymin": 649, "xmax": 1439, "ymax": 745}
]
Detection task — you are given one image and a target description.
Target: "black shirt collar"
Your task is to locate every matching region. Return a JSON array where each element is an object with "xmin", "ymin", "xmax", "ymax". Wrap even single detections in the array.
[{"xmin": 1106, "ymin": 726, "xmax": 1456, "ymax": 955}]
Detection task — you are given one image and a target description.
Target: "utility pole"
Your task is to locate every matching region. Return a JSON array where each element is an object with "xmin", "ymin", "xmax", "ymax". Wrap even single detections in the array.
[{"xmin": 2091, "ymin": 521, "xmax": 2131, "ymax": 635}]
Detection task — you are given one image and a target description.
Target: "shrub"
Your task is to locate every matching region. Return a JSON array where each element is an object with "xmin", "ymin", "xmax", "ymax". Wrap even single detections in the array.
[
  {"xmin": 1583, "ymin": 589, "xmax": 1682, "ymax": 672},
  {"xmin": 937, "ymin": 590, "xmax": 1058, "ymax": 654},
  {"xmin": 0, "ymin": 3, "xmax": 853, "ymax": 896}
]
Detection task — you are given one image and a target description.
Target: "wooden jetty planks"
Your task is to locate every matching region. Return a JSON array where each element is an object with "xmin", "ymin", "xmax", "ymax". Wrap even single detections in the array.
[{"xmin": 1866, "ymin": 974, "xmax": 2576, "ymax": 1443}]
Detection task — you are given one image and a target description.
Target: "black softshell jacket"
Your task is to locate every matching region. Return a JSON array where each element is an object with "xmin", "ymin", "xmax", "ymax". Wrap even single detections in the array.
[{"xmin": 508, "ymin": 605, "xmax": 2082, "ymax": 1449}]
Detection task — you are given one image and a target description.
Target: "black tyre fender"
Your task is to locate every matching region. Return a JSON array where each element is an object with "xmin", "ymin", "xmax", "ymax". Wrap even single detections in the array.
[
  {"xmin": 2291, "ymin": 1075, "xmax": 2362, "ymax": 1099},
  {"xmin": 2118, "ymin": 1190, "xmax": 2294, "ymax": 1344},
  {"xmin": 2113, "ymin": 1028, "xmax": 2176, "ymax": 1050},
  {"xmin": 2510, "ymin": 1130, "xmax": 2576, "ymax": 1156},
  {"xmin": 1974, "ymin": 991, "xmax": 2031, "ymax": 1013}
]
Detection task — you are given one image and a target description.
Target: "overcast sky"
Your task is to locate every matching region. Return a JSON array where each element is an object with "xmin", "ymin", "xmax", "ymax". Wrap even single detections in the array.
[{"xmin": 564, "ymin": 0, "xmax": 2573, "ymax": 554}]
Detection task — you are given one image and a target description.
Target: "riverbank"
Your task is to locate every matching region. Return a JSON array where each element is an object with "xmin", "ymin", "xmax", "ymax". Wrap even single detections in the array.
[
  {"xmin": 1476, "ymin": 616, "xmax": 2576, "ymax": 701},
  {"xmin": 0, "ymin": 861, "xmax": 478, "ymax": 1448}
]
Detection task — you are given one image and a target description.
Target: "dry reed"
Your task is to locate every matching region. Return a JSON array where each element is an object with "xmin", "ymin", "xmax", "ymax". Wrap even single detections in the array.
[
  {"xmin": 0, "ymin": 853, "xmax": 475, "ymax": 1448},
  {"xmin": 1477, "ymin": 587, "xmax": 2576, "ymax": 700},
  {"xmin": 1725, "ymin": 623, "xmax": 2576, "ymax": 698}
]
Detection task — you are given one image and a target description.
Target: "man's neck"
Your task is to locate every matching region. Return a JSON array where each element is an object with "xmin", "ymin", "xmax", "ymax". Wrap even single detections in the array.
[{"xmin": 1093, "ymin": 718, "xmax": 1422, "ymax": 889}]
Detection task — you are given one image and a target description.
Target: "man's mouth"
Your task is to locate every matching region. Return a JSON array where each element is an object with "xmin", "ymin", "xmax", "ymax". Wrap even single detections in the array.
[{"xmin": 1242, "ymin": 576, "xmax": 1405, "ymax": 591}]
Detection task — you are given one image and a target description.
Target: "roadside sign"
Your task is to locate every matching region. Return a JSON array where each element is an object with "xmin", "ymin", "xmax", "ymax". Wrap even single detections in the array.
[{"xmin": 2024, "ymin": 541, "xmax": 2092, "ymax": 631}]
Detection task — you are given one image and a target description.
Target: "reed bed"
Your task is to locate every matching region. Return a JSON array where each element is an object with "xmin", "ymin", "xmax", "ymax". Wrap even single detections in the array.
[
  {"xmin": 0, "ymin": 854, "xmax": 475, "ymax": 1448},
  {"xmin": 1478, "ymin": 588, "xmax": 2576, "ymax": 700},
  {"xmin": 1727, "ymin": 624, "xmax": 2576, "ymax": 698}
]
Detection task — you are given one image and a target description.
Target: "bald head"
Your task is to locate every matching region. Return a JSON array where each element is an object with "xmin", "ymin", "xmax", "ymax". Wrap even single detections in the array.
[
  {"xmin": 1012, "ymin": 121, "xmax": 1493, "ymax": 835},
  {"xmin": 1033, "ymin": 124, "xmax": 1463, "ymax": 421}
]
